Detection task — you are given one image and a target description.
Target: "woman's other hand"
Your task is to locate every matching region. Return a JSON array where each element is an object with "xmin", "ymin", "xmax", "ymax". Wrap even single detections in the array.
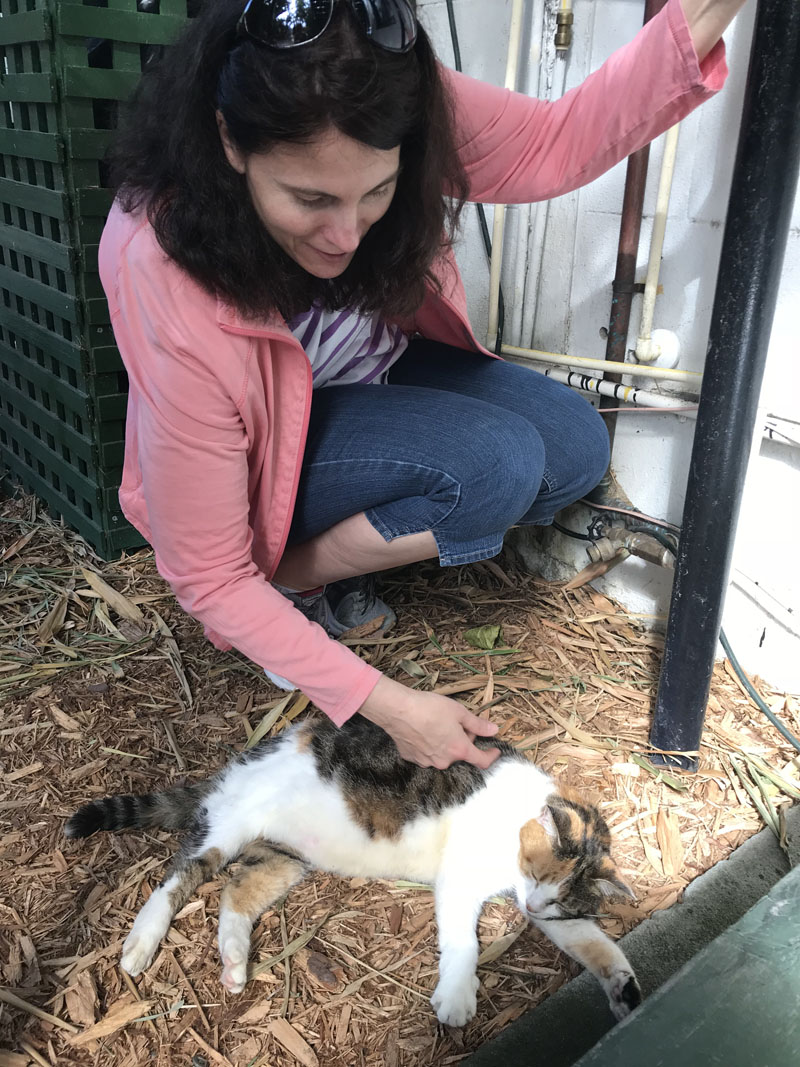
[{"xmin": 359, "ymin": 676, "xmax": 501, "ymax": 770}]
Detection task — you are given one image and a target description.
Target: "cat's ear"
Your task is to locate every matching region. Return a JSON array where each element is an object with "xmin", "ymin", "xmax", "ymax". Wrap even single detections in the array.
[
  {"xmin": 536, "ymin": 805, "xmax": 561, "ymax": 845},
  {"xmin": 519, "ymin": 809, "xmax": 561, "ymax": 881},
  {"xmin": 595, "ymin": 861, "xmax": 636, "ymax": 901}
]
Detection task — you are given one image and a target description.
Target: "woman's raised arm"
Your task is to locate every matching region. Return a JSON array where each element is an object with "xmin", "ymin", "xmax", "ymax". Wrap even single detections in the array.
[{"xmin": 680, "ymin": 0, "xmax": 749, "ymax": 62}]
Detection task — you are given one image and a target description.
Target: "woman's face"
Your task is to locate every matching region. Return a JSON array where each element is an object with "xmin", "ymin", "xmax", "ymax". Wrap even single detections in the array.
[{"xmin": 218, "ymin": 119, "xmax": 401, "ymax": 279}]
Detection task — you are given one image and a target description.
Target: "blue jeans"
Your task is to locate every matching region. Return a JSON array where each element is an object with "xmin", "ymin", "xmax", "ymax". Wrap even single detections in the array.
[{"xmin": 287, "ymin": 339, "xmax": 609, "ymax": 566}]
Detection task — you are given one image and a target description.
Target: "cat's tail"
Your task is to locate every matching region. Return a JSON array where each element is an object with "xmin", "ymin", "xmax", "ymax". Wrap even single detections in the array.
[{"xmin": 64, "ymin": 782, "xmax": 210, "ymax": 838}]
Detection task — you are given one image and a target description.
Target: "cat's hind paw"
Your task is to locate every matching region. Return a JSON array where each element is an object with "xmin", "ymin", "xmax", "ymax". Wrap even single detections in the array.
[
  {"xmin": 220, "ymin": 954, "xmax": 248, "ymax": 994},
  {"xmin": 431, "ymin": 974, "xmax": 480, "ymax": 1027},
  {"xmin": 607, "ymin": 968, "xmax": 642, "ymax": 1021},
  {"xmin": 218, "ymin": 912, "xmax": 252, "ymax": 995}
]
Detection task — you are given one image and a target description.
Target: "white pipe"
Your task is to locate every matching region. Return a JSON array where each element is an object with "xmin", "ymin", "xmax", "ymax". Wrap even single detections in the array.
[
  {"xmin": 763, "ymin": 416, "xmax": 800, "ymax": 448},
  {"xmin": 636, "ymin": 123, "xmax": 681, "ymax": 363},
  {"xmin": 731, "ymin": 568, "xmax": 800, "ymax": 639},
  {"xmin": 543, "ymin": 368, "xmax": 800, "ymax": 449},
  {"xmin": 510, "ymin": 0, "xmax": 548, "ymax": 344},
  {"xmin": 542, "ymin": 366, "xmax": 690, "ymax": 409},
  {"xmin": 501, "ymin": 342, "xmax": 703, "ymax": 385},
  {"xmin": 487, "ymin": 0, "xmax": 526, "ymax": 351},
  {"xmin": 522, "ymin": 46, "xmax": 569, "ymax": 348},
  {"xmin": 521, "ymin": 0, "xmax": 566, "ymax": 348}
]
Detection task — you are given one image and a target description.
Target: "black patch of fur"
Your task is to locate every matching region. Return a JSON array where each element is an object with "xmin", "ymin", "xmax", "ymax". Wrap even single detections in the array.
[
  {"xmin": 309, "ymin": 714, "xmax": 524, "ymax": 826},
  {"xmin": 237, "ymin": 735, "xmax": 283, "ymax": 763},
  {"xmin": 547, "ymin": 795, "xmax": 612, "ymax": 862},
  {"xmin": 181, "ymin": 807, "xmax": 210, "ymax": 856},
  {"xmin": 65, "ymin": 783, "xmax": 210, "ymax": 838},
  {"xmin": 619, "ymin": 975, "xmax": 642, "ymax": 1011}
]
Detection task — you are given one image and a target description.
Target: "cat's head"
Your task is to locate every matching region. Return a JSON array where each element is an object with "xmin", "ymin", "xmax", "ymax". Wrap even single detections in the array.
[{"xmin": 516, "ymin": 788, "xmax": 634, "ymax": 920}]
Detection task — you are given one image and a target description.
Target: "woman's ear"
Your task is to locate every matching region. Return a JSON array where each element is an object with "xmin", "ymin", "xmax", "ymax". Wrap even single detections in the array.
[{"xmin": 216, "ymin": 110, "xmax": 247, "ymax": 174}]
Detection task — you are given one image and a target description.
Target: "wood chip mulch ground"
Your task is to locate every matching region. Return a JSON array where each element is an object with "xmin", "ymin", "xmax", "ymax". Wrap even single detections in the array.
[{"xmin": 2, "ymin": 490, "xmax": 799, "ymax": 1067}]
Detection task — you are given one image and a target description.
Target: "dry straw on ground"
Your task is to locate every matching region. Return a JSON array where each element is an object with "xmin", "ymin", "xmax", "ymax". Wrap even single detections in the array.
[{"xmin": 2, "ymin": 491, "xmax": 799, "ymax": 1066}]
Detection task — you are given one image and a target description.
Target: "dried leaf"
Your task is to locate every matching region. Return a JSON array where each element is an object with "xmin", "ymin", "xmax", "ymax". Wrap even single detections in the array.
[
  {"xmin": 388, "ymin": 903, "xmax": 404, "ymax": 936},
  {"xmin": 464, "ymin": 625, "xmax": 501, "ymax": 651},
  {"xmin": 237, "ymin": 1000, "xmax": 275, "ymax": 1025},
  {"xmin": 80, "ymin": 570, "xmax": 146, "ymax": 624},
  {"xmin": 64, "ymin": 970, "xmax": 98, "ymax": 1029},
  {"xmin": 37, "ymin": 593, "xmax": 69, "ymax": 644},
  {"xmin": 250, "ymin": 912, "xmax": 330, "ymax": 977},
  {"xmin": 564, "ymin": 551, "xmax": 628, "ymax": 590},
  {"xmin": 638, "ymin": 814, "xmax": 664, "ymax": 877},
  {"xmin": 0, "ymin": 1052, "xmax": 30, "ymax": 1067},
  {"xmin": 656, "ymin": 809, "xmax": 684, "ymax": 877},
  {"xmin": 630, "ymin": 753, "xmax": 689, "ymax": 791},
  {"xmin": 68, "ymin": 997, "xmax": 153, "ymax": 1047},
  {"xmin": 477, "ymin": 923, "xmax": 526, "ymax": 966},
  {"xmin": 50, "ymin": 703, "xmax": 82, "ymax": 732},
  {"xmin": 245, "ymin": 692, "xmax": 295, "ymax": 749},
  {"xmin": 268, "ymin": 1017, "xmax": 319, "ymax": 1067},
  {"xmin": 305, "ymin": 951, "xmax": 345, "ymax": 990},
  {"xmin": 398, "ymin": 658, "xmax": 427, "ymax": 679},
  {"xmin": 339, "ymin": 614, "xmax": 386, "ymax": 640},
  {"xmin": 151, "ymin": 610, "xmax": 193, "ymax": 706},
  {"xmin": 0, "ymin": 528, "xmax": 35, "ymax": 563},
  {"xmin": 6, "ymin": 762, "xmax": 43, "ymax": 783}
]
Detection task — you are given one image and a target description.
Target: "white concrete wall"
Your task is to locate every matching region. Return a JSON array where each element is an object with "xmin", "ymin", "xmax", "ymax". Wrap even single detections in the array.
[{"xmin": 419, "ymin": 0, "xmax": 800, "ymax": 692}]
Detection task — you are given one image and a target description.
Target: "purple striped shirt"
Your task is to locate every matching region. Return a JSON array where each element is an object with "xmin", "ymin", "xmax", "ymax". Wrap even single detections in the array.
[{"xmin": 287, "ymin": 303, "xmax": 408, "ymax": 388}]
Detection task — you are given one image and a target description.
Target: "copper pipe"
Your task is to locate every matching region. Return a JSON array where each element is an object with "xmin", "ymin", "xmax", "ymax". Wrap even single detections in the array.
[{"xmin": 600, "ymin": 0, "xmax": 670, "ymax": 449}]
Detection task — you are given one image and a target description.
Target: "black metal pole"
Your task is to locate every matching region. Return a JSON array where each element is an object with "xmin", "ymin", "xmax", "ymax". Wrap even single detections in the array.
[{"xmin": 650, "ymin": 0, "xmax": 800, "ymax": 770}]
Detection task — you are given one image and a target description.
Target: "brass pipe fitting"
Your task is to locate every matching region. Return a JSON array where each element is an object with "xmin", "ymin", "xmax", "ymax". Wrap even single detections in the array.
[
  {"xmin": 586, "ymin": 527, "xmax": 675, "ymax": 569},
  {"xmin": 555, "ymin": 10, "xmax": 574, "ymax": 51}
]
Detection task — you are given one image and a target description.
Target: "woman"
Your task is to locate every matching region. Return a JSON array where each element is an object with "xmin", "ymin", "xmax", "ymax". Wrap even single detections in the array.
[{"xmin": 100, "ymin": 0, "xmax": 742, "ymax": 769}]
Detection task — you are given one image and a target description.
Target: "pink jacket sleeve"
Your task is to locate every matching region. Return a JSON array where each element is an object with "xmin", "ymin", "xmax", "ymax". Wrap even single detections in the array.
[
  {"xmin": 447, "ymin": 0, "xmax": 727, "ymax": 204},
  {"xmin": 114, "ymin": 243, "xmax": 381, "ymax": 726}
]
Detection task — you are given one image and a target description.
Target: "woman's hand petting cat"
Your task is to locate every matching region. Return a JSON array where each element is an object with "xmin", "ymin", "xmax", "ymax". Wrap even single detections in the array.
[{"xmin": 359, "ymin": 675, "xmax": 500, "ymax": 770}]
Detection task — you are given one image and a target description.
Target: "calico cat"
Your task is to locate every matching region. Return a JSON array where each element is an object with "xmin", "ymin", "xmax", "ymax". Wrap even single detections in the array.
[{"xmin": 65, "ymin": 714, "xmax": 641, "ymax": 1027}]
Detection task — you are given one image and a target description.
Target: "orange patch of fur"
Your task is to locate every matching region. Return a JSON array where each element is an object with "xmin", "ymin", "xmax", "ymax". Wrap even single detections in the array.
[
  {"xmin": 569, "ymin": 936, "xmax": 616, "ymax": 979},
  {"xmin": 557, "ymin": 784, "xmax": 590, "ymax": 807},
  {"xmin": 345, "ymin": 794, "xmax": 403, "ymax": 840},
  {"xmin": 518, "ymin": 819, "xmax": 576, "ymax": 883},
  {"xmin": 296, "ymin": 722, "xmax": 314, "ymax": 753},
  {"xmin": 223, "ymin": 844, "xmax": 304, "ymax": 921}
]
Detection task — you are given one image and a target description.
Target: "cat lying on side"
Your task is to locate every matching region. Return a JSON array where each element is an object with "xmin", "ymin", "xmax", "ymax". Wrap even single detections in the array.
[{"xmin": 65, "ymin": 714, "xmax": 641, "ymax": 1026}]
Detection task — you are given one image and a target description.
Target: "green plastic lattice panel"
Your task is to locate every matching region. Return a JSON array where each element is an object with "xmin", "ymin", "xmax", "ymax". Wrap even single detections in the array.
[{"xmin": 0, "ymin": 0, "xmax": 193, "ymax": 556}]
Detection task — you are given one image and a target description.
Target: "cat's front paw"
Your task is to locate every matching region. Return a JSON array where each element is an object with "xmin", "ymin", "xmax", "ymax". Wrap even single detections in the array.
[
  {"xmin": 431, "ymin": 974, "xmax": 480, "ymax": 1027},
  {"xmin": 606, "ymin": 968, "xmax": 642, "ymax": 1021},
  {"xmin": 120, "ymin": 931, "xmax": 158, "ymax": 977}
]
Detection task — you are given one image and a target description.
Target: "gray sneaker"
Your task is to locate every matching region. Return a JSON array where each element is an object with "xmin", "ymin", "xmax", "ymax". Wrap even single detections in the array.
[
  {"xmin": 264, "ymin": 585, "xmax": 351, "ymax": 691},
  {"xmin": 327, "ymin": 573, "xmax": 397, "ymax": 633},
  {"xmin": 275, "ymin": 584, "xmax": 349, "ymax": 638}
]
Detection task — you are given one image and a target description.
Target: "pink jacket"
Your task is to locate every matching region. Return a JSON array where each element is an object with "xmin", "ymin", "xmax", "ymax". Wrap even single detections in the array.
[{"xmin": 99, "ymin": 0, "xmax": 726, "ymax": 725}]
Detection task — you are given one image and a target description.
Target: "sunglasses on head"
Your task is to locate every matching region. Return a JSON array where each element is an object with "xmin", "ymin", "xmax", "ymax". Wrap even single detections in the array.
[{"xmin": 238, "ymin": 0, "xmax": 417, "ymax": 54}]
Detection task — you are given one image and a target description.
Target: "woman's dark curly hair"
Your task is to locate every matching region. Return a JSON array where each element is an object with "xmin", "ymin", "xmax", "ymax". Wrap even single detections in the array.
[{"xmin": 111, "ymin": 0, "xmax": 469, "ymax": 321}]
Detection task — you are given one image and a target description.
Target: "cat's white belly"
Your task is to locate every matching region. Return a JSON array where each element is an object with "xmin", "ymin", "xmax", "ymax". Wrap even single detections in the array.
[
  {"xmin": 208, "ymin": 750, "xmax": 447, "ymax": 884},
  {"xmin": 277, "ymin": 782, "xmax": 448, "ymax": 884}
]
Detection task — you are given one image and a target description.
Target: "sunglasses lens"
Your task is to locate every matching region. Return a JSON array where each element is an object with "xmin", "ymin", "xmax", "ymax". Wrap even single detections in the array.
[
  {"xmin": 242, "ymin": 0, "xmax": 334, "ymax": 48},
  {"xmin": 349, "ymin": 0, "xmax": 417, "ymax": 53}
]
